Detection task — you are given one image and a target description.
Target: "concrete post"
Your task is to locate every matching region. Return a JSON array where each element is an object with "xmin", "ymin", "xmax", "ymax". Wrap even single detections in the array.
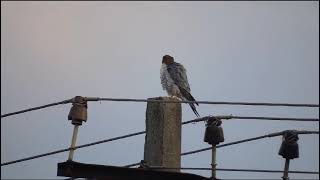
[{"xmin": 144, "ymin": 96, "xmax": 182, "ymax": 172}]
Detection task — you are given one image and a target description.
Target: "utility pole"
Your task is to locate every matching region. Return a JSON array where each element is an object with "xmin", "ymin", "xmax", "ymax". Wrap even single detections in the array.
[{"xmin": 144, "ymin": 96, "xmax": 182, "ymax": 172}]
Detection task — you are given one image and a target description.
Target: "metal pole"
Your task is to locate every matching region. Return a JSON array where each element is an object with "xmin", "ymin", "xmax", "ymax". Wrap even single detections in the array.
[
  {"xmin": 282, "ymin": 158, "xmax": 290, "ymax": 180},
  {"xmin": 211, "ymin": 145, "xmax": 217, "ymax": 179},
  {"xmin": 68, "ymin": 125, "xmax": 79, "ymax": 161}
]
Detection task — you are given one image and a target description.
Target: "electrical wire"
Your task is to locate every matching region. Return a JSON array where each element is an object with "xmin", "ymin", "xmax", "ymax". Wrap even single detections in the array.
[
  {"xmin": 1, "ymin": 96, "xmax": 318, "ymax": 177},
  {"xmin": 86, "ymin": 97, "xmax": 319, "ymax": 107},
  {"xmin": 62, "ymin": 167, "xmax": 319, "ymax": 180},
  {"xmin": 1, "ymin": 131, "xmax": 145, "ymax": 166},
  {"xmin": 2, "ymin": 115, "xmax": 317, "ymax": 165},
  {"xmin": 124, "ymin": 130, "xmax": 319, "ymax": 167},
  {"xmin": 147, "ymin": 167, "xmax": 319, "ymax": 174},
  {"xmin": 1, "ymin": 99, "xmax": 71, "ymax": 118},
  {"xmin": 181, "ymin": 130, "xmax": 319, "ymax": 156},
  {"xmin": 182, "ymin": 115, "xmax": 319, "ymax": 124},
  {"xmin": 2, "ymin": 96, "xmax": 318, "ymax": 118},
  {"xmin": 3, "ymin": 130, "xmax": 317, "ymax": 167},
  {"xmin": 1, "ymin": 105, "xmax": 319, "ymax": 166},
  {"xmin": 230, "ymin": 116, "xmax": 319, "ymax": 122}
]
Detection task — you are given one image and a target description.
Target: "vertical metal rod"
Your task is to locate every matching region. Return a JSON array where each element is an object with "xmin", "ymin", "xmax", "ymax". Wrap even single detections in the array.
[
  {"xmin": 282, "ymin": 158, "xmax": 290, "ymax": 180},
  {"xmin": 68, "ymin": 125, "xmax": 79, "ymax": 161},
  {"xmin": 211, "ymin": 145, "xmax": 217, "ymax": 179}
]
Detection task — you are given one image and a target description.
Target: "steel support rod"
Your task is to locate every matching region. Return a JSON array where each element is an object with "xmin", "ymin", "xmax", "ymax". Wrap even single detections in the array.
[
  {"xmin": 68, "ymin": 125, "xmax": 79, "ymax": 161},
  {"xmin": 211, "ymin": 145, "xmax": 217, "ymax": 179},
  {"xmin": 282, "ymin": 158, "xmax": 290, "ymax": 180}
]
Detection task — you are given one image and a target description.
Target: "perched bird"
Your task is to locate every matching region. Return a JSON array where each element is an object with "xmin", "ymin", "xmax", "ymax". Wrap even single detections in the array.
[{"xmin": 160, "ymin": 55, "xmax": 200, "ymax": 117}]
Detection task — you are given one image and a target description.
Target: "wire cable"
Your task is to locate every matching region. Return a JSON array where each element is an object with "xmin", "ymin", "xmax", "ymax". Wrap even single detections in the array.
[
  {"xmin": 124, "ymin": 130, "xmax": 319, "ymax": 167},
  {"xmin": 1, "ymin": 99, "xmax": 71, "ymax": 118},
  {"xmin": 1, "ymin": 111, "xmax": 318, "ymax": 167},
  {"xmin": 1, "ymin": 131, "xmax": 145, "ymax": 166},
  {"xmin": 87, "ymin": 97, "xmax": 319, "ymax": 107},
  {"xmin": 1, "ymin": 109, "xmax": 318, "ymax": 166},
  {"xmin": 182, "ymin": 115, "xmax": 319, "ymax": 124},
  {"xmin": 147, "ymin": 167, "xmax": 319, "ymax": 174},
  {"xmin": 230, "ymin": 116, "xmax": 319, "ymax": 122},
  {"xmin": 2, "ymin": 96, "xmax": 318, "ymax": 118},
  {"xmin": 181, "ymin": 130, "xmax": 319, "ymax": 156}
]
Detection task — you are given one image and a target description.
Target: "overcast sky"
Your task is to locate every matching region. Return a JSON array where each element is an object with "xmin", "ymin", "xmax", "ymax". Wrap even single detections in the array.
[{"xmin": 1, "ymin": 1, "xmax": 319, "ymax": 179}]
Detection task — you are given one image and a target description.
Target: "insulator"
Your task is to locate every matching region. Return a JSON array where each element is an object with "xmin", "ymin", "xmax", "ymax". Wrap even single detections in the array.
[
  {"xmin": 204, "ymin": 117, "xmax": 224, "ymax": 145},
  {"xmin": 68, "ymin": 96, "xmax": 87, "ymax": 125},
  {"xmin": 278, "ymin": 130, "xmax": 299, "ymax": 159}
]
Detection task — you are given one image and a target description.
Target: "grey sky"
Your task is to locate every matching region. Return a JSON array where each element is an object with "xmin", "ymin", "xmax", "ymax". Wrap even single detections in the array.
[{"xmin": 1, "ymin": 1, "xmax": 319, "ymax": 179}]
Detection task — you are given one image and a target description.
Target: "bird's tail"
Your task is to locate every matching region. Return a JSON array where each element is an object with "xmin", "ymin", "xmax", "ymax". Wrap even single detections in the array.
[
  {"xmin": 179, "ymin": 87, "xmax": 200, "ymax": 117},
  {"xmin": 189, "ymin": 103, "xmax": 200, "ymax": 117}
]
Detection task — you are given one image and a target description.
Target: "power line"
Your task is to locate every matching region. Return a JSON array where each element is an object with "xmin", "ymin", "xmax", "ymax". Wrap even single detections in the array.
[
  {"xmin": 61, "ymin": 167, "xmax": 318, "ymax": 180},
  {"xmin": 181, "ymin": 135, "xmax": 273, "ymax": 156},
  {"xmin": 88, "ymin": 97, "xmax": 319, "ymax": 107},
  {"xmin": 1, "ymin": 131, "xmax": 145, "ymax": 166},
  {"xmin": 1, "ymin": 99, "xmax": 71, "ymax": 118},
  {"xmin": 2, "ymin": 106, "xmax": 319, "ymax": 123},
  {"xmin": 1, "ymin": 107, "xmax": 318, "ymax": 166},
  {"xmin": 3, "ymin": 130, "xmax": 317, "ymax": 167},
  {"xmin": 230, "ymin": 116, "xmax": 319, "ymax": 122},
  {"xmin": 1, "ymin": 113, "xmax": 317, "ymax": 165},
  {"xmin": 146, "ymin": 167, "xmax": 319, "ymax": 175},
  {"xmin": 182, "ymin": 115, "xmax": 319, "ymax": 124},
  {"xmin": 181, "ymin": 130, "xmax": 319, "ymax": 156},
  {"xmin": 124, "ymin": 130, "xmax": 319, "ymax": 167},
  {"xmin": 1, "ymin": 96, "xmax": 318, "ymax": 118}
]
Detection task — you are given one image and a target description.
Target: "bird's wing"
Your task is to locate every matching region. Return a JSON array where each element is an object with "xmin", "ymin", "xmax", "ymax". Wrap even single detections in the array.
[
  {"xmin": 160, "ymin": 64, "xmax": 170, "ymax": 90},
  {"xmin": 167, "ymin": 62, "xmax": 200, "ymax": 117},
  {"xmin": 166, "ymin": 62, "xmax": 191, "ymax": 92}
]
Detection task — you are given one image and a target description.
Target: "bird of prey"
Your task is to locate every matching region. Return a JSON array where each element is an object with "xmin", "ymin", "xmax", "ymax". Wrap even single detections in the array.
[{"xmin": 160, "ymin": 55, "xmax": 200, "ymax": 117}]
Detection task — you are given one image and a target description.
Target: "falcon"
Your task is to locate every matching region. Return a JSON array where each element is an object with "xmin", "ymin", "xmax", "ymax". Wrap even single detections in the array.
[{"xmin": 160, "ymin": 55, "xmax": 200, "ymax": 117}]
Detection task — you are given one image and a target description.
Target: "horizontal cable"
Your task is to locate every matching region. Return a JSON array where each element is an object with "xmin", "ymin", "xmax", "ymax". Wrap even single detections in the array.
[
  {"xmin": 183, "ymin": 115, "xmax": 319, "ymax": 124},
  {"xmin": 125, "ymin": 130, "xmax": 319, "ymax": 167},
  {"xmin": 2, "ymin": 109, "xmax": 319, "ymax": 167},
  {"xmin": 148, "ymin": 167, "xmax": 319, "ymax": 174},
  {"xmin": 181, "ymin": 130, "xmax": 319, "ymax": 156},
  {"xmin": 1, "ymin": 96, "xmax": 318, "ymax": 118},
  {"xmin": 1, "ymin": 99, "xmax": 71, "ymax": 118},
  {"xmin": 1, "ymin": 131, "xmax": 145, "ymax": 166},
  {"xmin": 1, "ymin": 110, "xmax": 319, "ymax": 166},
  {"xmin": 86, "ymin": 97, "xmax": 319, "ymax": 107},
  {"xmin": 231, "ymin": 116, "xmax": 319, "ymax": 122}
]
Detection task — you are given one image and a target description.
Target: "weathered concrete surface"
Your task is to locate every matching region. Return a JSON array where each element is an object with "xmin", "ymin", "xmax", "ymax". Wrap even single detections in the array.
[{"xmin": 144, "ymin": 96, "xmax": 182, "ymax": 172}]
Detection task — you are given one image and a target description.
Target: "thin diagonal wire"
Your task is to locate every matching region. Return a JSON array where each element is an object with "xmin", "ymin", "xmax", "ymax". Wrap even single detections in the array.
[
  {"xmin": 1, "ymin": 110, "xmax": 319, "ymax": 167},
  {"xmin": 1, "ymin": 112, "xmax": 319, "ymax": 167},
  {"xmin": 125, "ymin": 130, "xmax": 319, "ymax": 167},
  {"xmin": 1, "ymin": 99, "xmax": 71, "ymax": 118},
  {"xmin": 2, "ymin": 130, "xmax": 269, "ymax": 166},
  {"xmin": 181, "ymin": 130, "xmax": 319, "ymax": 156},
  {"xmin": 1, "ymin": 131, "xmax": 145, "ymax": 166}
]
